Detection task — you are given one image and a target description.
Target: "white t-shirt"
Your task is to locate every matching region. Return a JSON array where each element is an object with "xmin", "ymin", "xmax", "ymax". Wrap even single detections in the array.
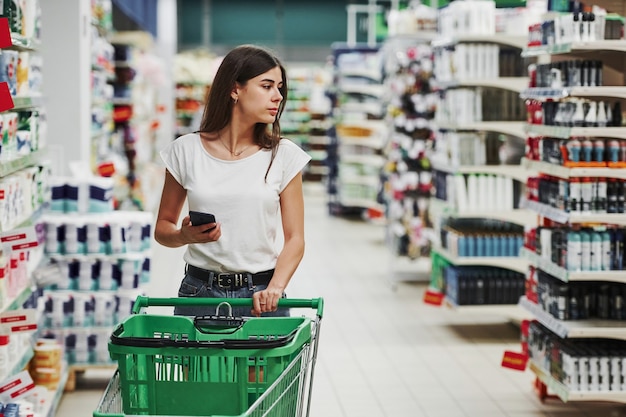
[{"xmin": 160, "ymin": 133, "xmax": 311, "ymax": 273}]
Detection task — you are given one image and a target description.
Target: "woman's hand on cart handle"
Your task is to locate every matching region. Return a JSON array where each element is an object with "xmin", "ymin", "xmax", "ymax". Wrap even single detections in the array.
[
  {"xmin": 251, "ymin": 286, "xmax": 283, "ymax": 317},
  {"xmin": 132, "ymin": 296, "xmax": 324, "ymax": 317}
]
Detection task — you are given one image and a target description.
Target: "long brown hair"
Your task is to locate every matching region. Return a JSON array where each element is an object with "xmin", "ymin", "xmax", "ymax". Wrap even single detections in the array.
[{"xmin": 197, "ymin": 45, "xmax": 287, "ymax": 179}]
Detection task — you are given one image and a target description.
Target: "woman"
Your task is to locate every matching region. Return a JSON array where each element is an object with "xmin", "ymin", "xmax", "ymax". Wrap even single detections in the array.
[{"xmin": 154, "ymin": 45, "xmax": 311, "ymax": 317}]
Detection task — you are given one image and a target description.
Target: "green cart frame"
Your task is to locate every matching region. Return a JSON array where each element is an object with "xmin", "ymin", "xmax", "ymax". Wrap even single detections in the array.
[{"xmin": 93, "ymin": 296, "xmax": 323, "ymax": 417}]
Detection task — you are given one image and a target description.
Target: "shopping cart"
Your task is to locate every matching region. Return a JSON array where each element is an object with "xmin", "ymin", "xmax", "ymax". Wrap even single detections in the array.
[{"xmin": 93, "ymin": 296, "xmax": 323, "ymax": 417}]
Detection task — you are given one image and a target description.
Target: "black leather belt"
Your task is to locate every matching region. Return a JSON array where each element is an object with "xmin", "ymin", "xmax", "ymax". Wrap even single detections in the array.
[{"xmin": 186, "ymin": 264, "xmax": 274, "ymax": 289}]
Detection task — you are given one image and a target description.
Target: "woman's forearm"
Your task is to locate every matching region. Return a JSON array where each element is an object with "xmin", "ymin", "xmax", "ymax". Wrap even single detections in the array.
[
  {"xmin": 270, "ymin": 235, "xmax": 305, "ymax": 292},
  {"xmin": 154, "ymin": 220, "xmax": 187, "ymax": 248}
]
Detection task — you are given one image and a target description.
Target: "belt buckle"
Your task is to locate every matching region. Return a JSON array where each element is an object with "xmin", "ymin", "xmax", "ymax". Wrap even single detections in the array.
[{"xmin": 216, "ymin": 273, "xmax": 246, "ymax": 288}]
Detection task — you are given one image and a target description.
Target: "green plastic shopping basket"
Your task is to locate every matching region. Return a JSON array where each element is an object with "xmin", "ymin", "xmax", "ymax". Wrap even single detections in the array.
[{"xmin": 96, "ymin": 296, "xmax": 323, "ymax": 417}]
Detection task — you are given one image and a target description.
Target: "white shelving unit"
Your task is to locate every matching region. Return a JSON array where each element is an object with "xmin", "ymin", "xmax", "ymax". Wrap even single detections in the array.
[
  {"xmin": 529, "ymin": 360, "xmax": 626, "ymax": 404},
  {"xmin": 41, "ymin": 0, "xmax": 92, "ymax": 174},
  {"xmin": 520, "ymin": 247, "xmax": 626, "ymax": 284},
  {"xmin": 521, "ymin": 40, "xmax": 626, "ymax": 57},
  {"xmin": 518, "ymin": 5, "xmax": 626, "ymax": 401},
  {"xmin": 523, "ymin": 158, "xmax": 626, "ymax": 180},
  {"xmin": 436, "ymin": 77, "xmax": 529, "ymax": 94},
  {"xmin": 436, "ymin": 120, "xmax": 526, "ymax": 139},
  {"xmin": 327, "ymin": 43, "xmax": 386, "ymax": 217},
  {"xmin": 520, "ymin": 297, "xmax": 626, "ymax": 341},
  {"xmin": 521, "ymin": 86, "xmax": 626, "ymax": 101},
  {"xmin": 521, "ymin": 199, "xmax": 626, "ymax": 226},
  {"xmin": 446, "ymin": 296, "xmax": 530, "ymax": 324},
  {"xmin": 430, "ymin": 198, "xmax": 537, "ymax": 227},
  {"xmin": 432, "ymin": 34, "xmax": 529, "ymax": 50},
  {"xmin": 0, "ymin": 4, "xmax": 66, "ymax": 411},
  {"xmin": 433, "ymin": 245, "xmax": 529, "ymax": 274},
  {"xmin": 428, "ymin": 30, "xmax": 531, "ymax": 313},
  {"xmin": 380, "ymin": 32, "xmax": 437, "ymax": 286},
  {"xmin": 430, "ymin": 159, "xmax": 531, "ymax": 183}
]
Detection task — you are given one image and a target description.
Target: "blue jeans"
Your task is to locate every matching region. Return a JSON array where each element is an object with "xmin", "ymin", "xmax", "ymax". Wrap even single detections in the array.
[{"xmin": 173, "ymin": 272, "xmax": 289, "ymax": 318}]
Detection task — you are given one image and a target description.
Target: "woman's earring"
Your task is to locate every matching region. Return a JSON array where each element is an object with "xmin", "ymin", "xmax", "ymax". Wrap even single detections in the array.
[{"xmin": 233, "ymin": 97, "xmax": 238, "ymax": 104}]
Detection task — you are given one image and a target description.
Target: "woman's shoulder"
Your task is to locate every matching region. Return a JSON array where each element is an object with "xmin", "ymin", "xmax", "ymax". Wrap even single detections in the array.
[
  {"xmin": 175, "ymin": 132, "xmax": 201, "ymax": 144},
  {"xmin": 165, "ymin": 133, "xmax": 201, "ymax": 152},
  {"xmin": 278, "ymin": 137, "xmax": 305, "ymax": 153},
  {"xmin": 276, "ymin": 137, "xmax": 311, "ymax": 163}
]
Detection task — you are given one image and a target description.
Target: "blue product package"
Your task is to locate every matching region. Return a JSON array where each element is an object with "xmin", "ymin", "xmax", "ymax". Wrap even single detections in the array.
[
  {"xmin": 467, "ymin": 235, "xmax": 476, "ymax": 256},
  {"xmin": 49, "ymin": 182, "xmax": 66, "ymax": 212},
  {"xmin": 88, "ymin": 177, "xmax": 113, "ymax": 213},
  {"xmin": 476, "ymin": 236, "xmax": 485, "ymax": 257},
  {"xmin": 65, "ymin": 181, "xmax": 80, "ymax": 213},
  {"xmin": 85, "ymin": 221, "xmax": 108, "ymax": 254},
  {"xmin": 485, "ymin": 235, "xmax": 495, "ymax": 257},
  {"xmin": 4, "ymin": 403, "xmax": 19, "ymax": 417},
  {"xmin": 141, "ymin": 223, "xmax": 151, "ymax": 251},
  {"xmin": 141, "ymin": 257, "xmax": 150, "ymax": 284},
  {"xmin": 506, "ymin": 235, "xmax": 513, "ymax": 257},
  {"xmin": 458, "ymin": 236, "xmax": 467, "ymax": 256}
]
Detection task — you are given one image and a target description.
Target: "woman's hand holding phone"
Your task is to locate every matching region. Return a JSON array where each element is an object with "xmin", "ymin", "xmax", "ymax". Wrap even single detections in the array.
[{"xmin": 182, "ymin": 211, "xmax": 220, "ymax": 243}]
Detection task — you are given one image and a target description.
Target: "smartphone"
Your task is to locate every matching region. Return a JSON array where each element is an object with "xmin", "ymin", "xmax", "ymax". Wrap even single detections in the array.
[{"xmin": 189, "ymin": 211, "xmax": 217, "ymax": 231}]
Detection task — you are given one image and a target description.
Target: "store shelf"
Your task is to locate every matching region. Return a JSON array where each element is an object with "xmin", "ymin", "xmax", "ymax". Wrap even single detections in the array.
[
  {"xmin": 524, "ymin": 124, "xmax": 626, "ymax": 139},
  {"xmin": 308, "ymin": 165, "xmax": 330, "ymax": 175},
  {"xmin": 521, "ymin": 86, "xmax": 626, "ymax": 101},
  {"xmin": 336, "ymin": 197, "xmax": 385, "ymax": 212},
  {"xmin": 308, "ymin": 135, "xmax": 331, "ymax": 146},
  {"xmin": 432, "ymin": 34, "xmax": 527, "ymax": 50},
  {"xmin": 338, "ymin": 67, "xmax": 383, "ymax": 82},
  {"xmin": 44, "ymin": 363, "xmax": 69, "ymax": 417},
  {"xmin": 519, "ymin": 296, "xmax": 626, "ymax": 340},
  {"xmin": 430, "ymin": 198, "xmax": 537, "ymax": 227},
  {"xmin": 8, "ymin": 33, "xmax": 40, "ymax": 51},
  {"xmin": 529, "ymin": 360, "xmax": 626, "ymax": 404},
  {"xmin": 0, "ymin": 149, "xmax": 46, "ymax": 178},
  {"xmin": 430, "ymin": 160, "xmax": 530, "ymax": 183},
  {"xmin": 340, "ymin": 101, "xmax": 384, "ymax": 116},
  {"xmin": 338, "ymin": 175, "xmax": 380, "ymax": 186},
  {"xmin": 11, "ymin": 95, "xmax": 45, "ymax": 110},
  {"xmin": 436, "ymin": 77, "xmax": 528, "ymax": 94},
  {"xmin": 8, "ymin": 345, "xmax": 34, "ymax": 378},
  {"xmin": 445, "ymin": 297, "xmax": 530, "ymax": 323},
  {"xmin": 432, "ymin": 246, "xmax": 528, "ymax": 273},
  {"xmin": 338, "ymin": 135, "xmax": 385, "ymax": 149},
  {"xmin": 522, "ymin": 40, "xmax": 626, "ymax": 57},
  {"xmin": 523, "ymin": 158, "xmax": 626, "ymax": 180},
  {"xmin": 340, "ymin": 84, "xmax": 385, "ymax": 98},
  {"xmin": 520, "ymin": 247, "xmax": 626, "ymax": 284},
  {"xmin": 521, "ymin": 199, "xmax": 626, "ymax": 226},
  {"xmin": 436, "ymin": 120, "xmax": 526, "ymax": 138},
  {"xmin": 1, "ymin": 284, "xmax": 34, "ymax": 314},
  {"xmin": 340, "ymin": 154, "xmax": 386, "ymax": 166}
]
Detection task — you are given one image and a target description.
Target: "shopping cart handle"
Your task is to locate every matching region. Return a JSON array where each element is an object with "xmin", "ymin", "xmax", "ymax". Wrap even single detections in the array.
[{"xmin": 131, "ymin": 296, "xmax": 324, "ymax": 317}]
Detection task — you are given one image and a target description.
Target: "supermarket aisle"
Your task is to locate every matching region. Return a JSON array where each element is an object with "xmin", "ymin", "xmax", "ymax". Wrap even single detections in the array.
[{"xmin": 57, "ymin": 184, "xmax": 626, "ymax": 417}]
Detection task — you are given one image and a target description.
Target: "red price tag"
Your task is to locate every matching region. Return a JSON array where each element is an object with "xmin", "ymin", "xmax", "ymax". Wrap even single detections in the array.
[
  {"xmin": 0, "ymin": 82, "xmax": 14, "ymax": 112},
  {"xmin": 423, "ymin": 289, "xmax": 444, "ymax": 306},
  {"xmin": 97, "ymin": 161, "xmax": 116, "ymax": 177},
  {"xmin": 0, "ymin": 18, "xmax": 12, "ymax": 48},
  {"xmin": 501, "ymin": 351, "xmax": 529, "ymax": 371}
]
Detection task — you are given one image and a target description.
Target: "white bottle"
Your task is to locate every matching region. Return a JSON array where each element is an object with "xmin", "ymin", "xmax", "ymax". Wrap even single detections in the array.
[
  {"xmin": 597, "ymin": 101, "xmax": 608, "ymax": 127},
  {"xmin": 98, "ymin": 258, "xmax": 114, "ymax": 290},
  {"xmin": 580, "ymin": 231, "xmax": 591, "ymax": 271},
  {"xmin": 584, "ymin": 101, "xmax": 597, "ymax": 127}
]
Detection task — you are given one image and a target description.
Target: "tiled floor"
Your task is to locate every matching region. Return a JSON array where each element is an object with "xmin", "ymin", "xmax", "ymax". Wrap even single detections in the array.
[{"xmin": 57, "ymin": 184, "xmax": 626, "ymax": 416}]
